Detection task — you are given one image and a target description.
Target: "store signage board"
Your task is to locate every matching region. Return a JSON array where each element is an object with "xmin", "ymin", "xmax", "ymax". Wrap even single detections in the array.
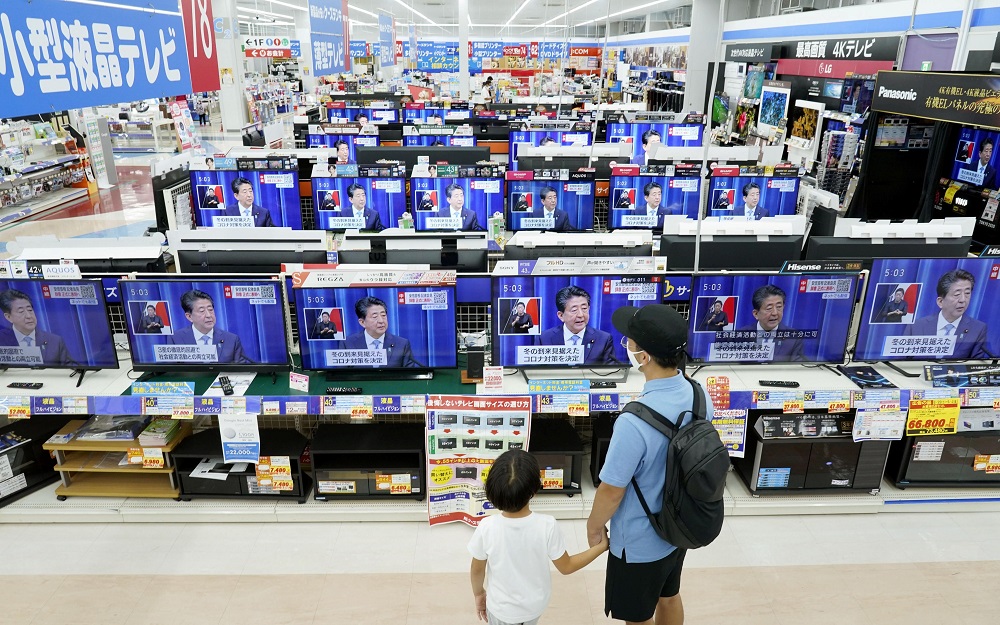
[
  {"xmin": 776, "ymin": 58, "xmax": 893, "ymax": 80},
  {"xmin": 724, "ymin": 44, "xmax": 775, "ymax": 63},
  {"xmin": 0, "ymin": 0, "xmax": 193, "ymax": 118},
  {"xmin": 872, "ymin": 71, "xmax": 1000, "ymax": 131},
  {"xmin": 779, "ymin": 36, "xmax": 900, "ymax": 62},
  {"xmin": 309, "ymin": 0, "xmax": 350, "ymax": 74},
  {"xmin": 181, "ymin": 0, "xmax": 221, "ymax": 91},
  {"xmin": 378, "ymin": 13, "xmax": 395, "ymax": 67}
]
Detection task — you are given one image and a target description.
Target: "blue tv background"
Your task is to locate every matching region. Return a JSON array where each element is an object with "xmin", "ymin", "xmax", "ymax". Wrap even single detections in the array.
[
  {"xmin": 293, "ymin": 286, "xmax": 457, "ymax": 370},
  {"xmin": 949, "ymin": 127, "xmax": 1000, "ymax": 188},
  {"xmin": 492, "ymin": 275, "xmax": 663, "ymax": 367},
  {"xmin": 687, "ymin": 274, "xmax": 857, "ymax": 363},
  {"xmin": 707, "ymin": 176, "xmax": 800, "ymax": 218},
  {"xmin": 410, "ymin": 177, "xmax": 502, "ymax": 230},
  {"xmin": 327, "ymin": 107, "xmax": 400, "ymax": 123},
  {"xmin": 508, "ymin": 130, "xmax": 593, "ymax": 169},
  {"xmin": 507, "ymin": 180, "xmax": 595, "ymax": 231},
  {"xmin": 855, "ymin": 258, "xmax": 1000, "ymax": 362},
  {"xmin": 609, "ymin": 174, "xmax": 702, "ymax": 224},
  {"xmin": 122, "ymin": 280, "xmax": 289, "ymax": 367},
  {"xmin": 306, "ymin": 133, "xmax": 380, "ymax": 157},
  {"xmin": 313, "ymin": 177, "xmax": 404, "ymax": 230},
  {"xmin": 403, "ymin": 135, "xmax": 478, "ymax": 147},
  {"xmin": 606, "ymin": 123, "xmax": 704, "ymax": 164},
  {"xmin": 0, "ymin": 279, "xmax": 116, "ymax": 369},
  {"xmin": 190, "ymin": 170, "xmax": 303, "ymax": 229},
  {"xmin": 403, "ymin": 108, "xmax": 471, "ymax": 122}
]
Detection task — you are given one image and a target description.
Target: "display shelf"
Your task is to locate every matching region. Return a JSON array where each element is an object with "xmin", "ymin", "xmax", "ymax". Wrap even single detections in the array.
[
  {"xmin": 530, "ymin": 418, "xmax": 585, "ymax": 496},
  {"xmin": 0, "ymin": 187, "xmax": 89, "ymax": 228},
  {"xmin": 54, "ymin": 451, "xmax": 175, "ymax": 473},
  {"xmin": 0, "ymin": 416, "xmax": 75, "ymax": 508},
  {"xmin": 311, "ymin": 423, "xmax": 425, "ymax": 501},
  {"xmin": 53, "ymin": 472, "xmax": 180, "ymax": 499},
  {"xmin": 42, "ymin": 421, "xmax": 191, "ymax": 454}
]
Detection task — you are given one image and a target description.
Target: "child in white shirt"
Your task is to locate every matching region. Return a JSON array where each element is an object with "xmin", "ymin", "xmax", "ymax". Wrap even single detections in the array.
[{"xmin": 468, "ymin": 449, "xmax": 608, "ymax": 625}]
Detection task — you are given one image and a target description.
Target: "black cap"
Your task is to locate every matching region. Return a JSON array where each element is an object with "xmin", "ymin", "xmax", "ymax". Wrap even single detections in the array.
[{"xmin": 612, "ymin": 305, "xmax": 687, "ymax": 359}]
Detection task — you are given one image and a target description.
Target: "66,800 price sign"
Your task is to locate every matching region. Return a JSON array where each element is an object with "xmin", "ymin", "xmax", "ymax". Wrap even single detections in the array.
[{"xmin": 906, "ymin": 416, "xmax": 957, "ymax": 436}]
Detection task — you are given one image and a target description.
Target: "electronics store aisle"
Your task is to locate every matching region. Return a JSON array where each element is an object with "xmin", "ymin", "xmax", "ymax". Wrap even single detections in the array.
[{"xmin": 2, "ymin": 512, "xmax": 998, "ymax": 624}]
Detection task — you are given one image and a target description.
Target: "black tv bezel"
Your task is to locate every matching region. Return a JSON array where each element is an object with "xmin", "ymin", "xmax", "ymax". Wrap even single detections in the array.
[{"xmin": 119, "ymin": 277, "xmax": 292, "ymax": 374}]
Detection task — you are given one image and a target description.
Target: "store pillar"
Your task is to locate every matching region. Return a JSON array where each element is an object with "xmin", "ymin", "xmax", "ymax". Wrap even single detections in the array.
[
  {"xmin": 295, "ymin": 10, "xmax": 318, "ymax": 93},
  {"xmin": 212, "ymin": 0, "xmax": 250, "ymax": 131},
  {"xmin": 458, "ymin": 0, "xmax": 471, "ymax": 99},
  {"xmin": 682, "ymin": 0, "xmax": 724, "ymax": 115}
]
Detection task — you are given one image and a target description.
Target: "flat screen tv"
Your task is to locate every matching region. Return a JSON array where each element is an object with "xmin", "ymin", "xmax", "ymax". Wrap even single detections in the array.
[
  {"xmin": 609, "ymin": 164, "xmax": 702, "ymax": 227},
  {"xmin": 0, "ymin": 279, "xmax": 117, "ymax": 370},
  {"xmin": 707, "ymin": 172, "xmax": 800, "ymax": 220},
  {"xmin": 605, "ymin": 122, "xmax": 704, "ymax": 166},
  {"xmin": 507, "ymin": 129, "xmax": 592, "ymax": 169},
  {"xmin": 506, "ymin": 175, "xmax": 596, "ymax": 232},
  {"xmin": 312, "ymin": 176, "xmax": 403, "ymax": 231},
  {"xmin": 190, "ymin": 170, "xmax": 303, "ymax": 229},
  {"xmin": 687, "ymin": 273, "xmax": 859, "ymax": 364},
  {"xmin": 305, "ymin": 133, "xmax": 380, "ymax": 161},
  {"xmin": 121, "ymin": 278, "xmax": 291, "ymax": 372},
  {"xmin": 293, "ymin": 285, "xmax": 457, "ymax": 371},
  {"xmin": 854, "ymin": 258, "xmax": 1000, "ymax": 362},
  {"xmin": 402, "ymin": 108, "xmax": 471, "ymax": 123},
  {"xmin": 491, "ymin": 274, "xmax": 665, "ymax": 368},
  {"xmin": 950, "ymin": 126, "xmax": 999, "ymax": 190},
  {"xmin": 402, "ymin": 135, "xmax": 478, "ymax": 147},
  {"xmin": 409, "ymin": 177, "xmax": 500, "ymax": 231},
  {"xmin": 327, "ymin": 107, "xmax": 400, "ymax": 123}
]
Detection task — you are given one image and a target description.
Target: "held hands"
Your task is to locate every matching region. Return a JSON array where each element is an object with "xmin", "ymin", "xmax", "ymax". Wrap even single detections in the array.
[
  {"xmin": 587, "ymin": 525, "xmax": 609, "ymax": 550},
  {"xmin": 474, "ymin": 592, "xmax": 487, "ymax": 622}
]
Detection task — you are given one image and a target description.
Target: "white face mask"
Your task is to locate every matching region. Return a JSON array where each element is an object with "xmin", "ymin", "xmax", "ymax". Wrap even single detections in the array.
[{"xmin": 626, "ymin": 347, "xmax": 645, "ymax": 369}]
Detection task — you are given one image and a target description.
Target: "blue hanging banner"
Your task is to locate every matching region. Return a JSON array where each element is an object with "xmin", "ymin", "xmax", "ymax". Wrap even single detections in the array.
[
  {"xmin": 0, "ymin": 0, "xmax": 193, "ymax": 118},
  {"xmin": 308, "ymin": 0, "xmax": 350, "ymax": 74},
  {"xmin": 378, "ymin": 13, "xmax": 395, "ymax": 67},
  {"xmin": 349, "ymin": 40, "xmax": 367, "ymax": 58}
]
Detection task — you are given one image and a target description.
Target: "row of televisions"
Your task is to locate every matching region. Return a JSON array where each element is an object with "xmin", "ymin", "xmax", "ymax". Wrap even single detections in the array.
[
  {"xmin": 190, "ymin": 168, "xmax": 798, "ymax": 233},
  {"xmin": 2, "ymin": 257, "xmax": 997, "ymax": 375}
]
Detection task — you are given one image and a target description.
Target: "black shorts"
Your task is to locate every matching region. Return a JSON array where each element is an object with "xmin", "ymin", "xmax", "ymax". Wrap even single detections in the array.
[{"xmin": 605, "ymin": 547, "xmax": 686, "ymax": 622}]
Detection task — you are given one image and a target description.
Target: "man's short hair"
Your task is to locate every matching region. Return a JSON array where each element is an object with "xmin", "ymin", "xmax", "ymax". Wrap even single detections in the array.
[
  {"xmin": 346, "ymin": 183, "xmax": 365, "ymax": 200},
  {"xmin": 231, "ymin": 177, "xmax": 252, "ymax": 196},
  {"xmin": 894, "ymin": 288, "xmax": 905, "ymax": 295},
  {"xmin": 936, "ymin": 269, "xmax": 975, "ymax": 298},
  {"xmin": 333, "ymin": 138, "xmax": 350, "ymax": 150},
  {"xmin": 641, "ymin": 129, "xmax": 661, "ymax": 146},
  {"xmin": 982, "ymin": 137, "xmax": 994, "ymax": 151},
  {"xmin": 539, "ymin": 185, "xmax": 558, "ymax": 202},
  {"xmin": 431, "ymin": 139, "xmax": 445, "ymax": 146},
  {"xmin": 321, "ymin": 311, "xmax": 330, "ymax": 317},
  {"xmin": 180, "ymin": 290, "xmax": 214, "ymax": 314},
  {"xmin": 713, "ymin": 300, "xmax": 723, "ymax": 307},
  {"xmin": 751, "ymin": 284, "xmax": 786, "ymax": 311},
  {"xmin": 484, "ymin": 449, "xmax": 540, "ymax": 513},
  {"xmin": 643, "ymin": 181, "xmax": 662, "ymax": 198},
  {"xmin": 555, "ymin": 285, "xmax": 590, "ymax": 313},
  {"xmin": 0, "ymin": 289, "xmax": 31, "ymax": 315},
  {"xmin": 743, "ymin": 182, "xmax": 760, "ymax": 199},
  {"xmin": 445, "ymin": 183, "xmax": 463, "ymax": 200},
  {"xmin": 146, "ymin": 304, "xmax": 156, "ymax": 311},
  {"xmin": 355, "ymin": 296, "xmax": 387, "ymax": 320},
  {"xmin": 353, "ymin": 113, "xmax": 367, "ymax": 122}
]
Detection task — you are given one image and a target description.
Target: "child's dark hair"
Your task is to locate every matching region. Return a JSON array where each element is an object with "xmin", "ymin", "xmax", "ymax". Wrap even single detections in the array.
[{"xmin": 485, "ymin": 449, "xmax": 541, "ymax": 512}]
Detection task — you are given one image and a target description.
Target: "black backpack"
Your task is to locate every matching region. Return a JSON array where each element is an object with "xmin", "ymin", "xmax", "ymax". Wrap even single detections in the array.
[{"xmin": 623, "ymin": 376, "xmax": 729, "ymax": 549}]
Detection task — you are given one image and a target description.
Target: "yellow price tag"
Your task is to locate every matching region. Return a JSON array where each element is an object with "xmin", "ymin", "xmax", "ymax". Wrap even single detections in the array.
[
  {"xmin": 172, "ymin": 406, "xmax": 193, "ymax": 419},
  {"xmin": 993, "ymin": 399, "xmax": 1000, "ymax": 410},
  {"xmin": 127, "ymin": 448, "xmax": 144, "ymax": 465},
  {"xmin": 272, "ymin": 476, "xmax": 294, "ymax": 491},
  {"xmin": 390, "ymin": 482, "xmax": 412, "ymax": 495},
  {"xmin": 568, "ymin": 403, "xmax": 589, "ymax": 417},
  {"xmin": 783, "ymin": 400, "xmax": 804, "ymax": 414},
  {"xmin": 907, "ymin": 398, "xmax": 960, "ymax": 436},
  {"xmin": 350, "ymin": 404, "xmax": 373, "ymax": 420},
  {"xmin": 142, "ymin": 448, "xmax": 164, "ymax": 469},
  {"xmin": 7, "ymin": 405, "xmax": 30, "ymax": 420},
  {"xmin": 828, "ymin": 401, "xmax": 850, "ymax": 413}
]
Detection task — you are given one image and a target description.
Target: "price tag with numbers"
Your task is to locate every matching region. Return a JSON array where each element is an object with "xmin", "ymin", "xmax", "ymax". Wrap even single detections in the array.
[
  {"xmin": 142, "ymin": 448, "xmax": 164, "ymax": 469},
  {"xmin": 783, "ymin": 400, "xmax": 805, "ymax": 414},
  {"xmin": 351, "ymin": 404, "xmax": 373, "ymax": 420},
  {"xmin": 907, "ymin": 398, "xmax": 960, "ymax": 436},
  {"xmin": 828, "ymin": 401, "xmax": 850, "ymax": 413},
  {"xmin": 0, "ymin": 396, "xmax": 30, "ymax": 419},
  {"xmin": 567, "ymin": 403, "xmax": 589, "ymax": 417}
]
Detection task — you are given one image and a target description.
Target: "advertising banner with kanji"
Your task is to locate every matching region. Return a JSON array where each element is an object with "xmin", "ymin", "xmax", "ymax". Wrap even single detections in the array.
[
  {"xmin": 872, "ymin": 71, "xmax": 1000, "ymax": 131},
  {"xmin": 0, "ymin": 0, "xmax": 194, "ymax": 118},
  {"xmin": 308, "ymin": 0, "xmax": 349, "ymax": 74},
  {"xmin": 180, "ymin": 0, "xmax": 220, "ymax": 92},
  {"xmin": 426, "ymin": 395, "xmax": 531, "ymax": 526},
  {"xmin": 378, "ymin": 13, "xmax": 395, "ymax": 67}
]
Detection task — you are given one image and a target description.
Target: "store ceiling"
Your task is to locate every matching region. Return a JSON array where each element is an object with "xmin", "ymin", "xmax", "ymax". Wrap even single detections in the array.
[{"xmin": 234, "ymin": 0, "xmax": 690, "ymax": 35}]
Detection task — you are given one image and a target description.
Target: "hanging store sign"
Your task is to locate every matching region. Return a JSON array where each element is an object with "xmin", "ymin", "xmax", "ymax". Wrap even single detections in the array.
[
  {"xmin": 0, "ymin": 0, "xmax": 194, "ymax": 118},
  {"xmin": 309, "ymin": 0, "xmax": 350, "ymax": 74},
  {"xmin": 872, "ymin": 70, "xmax": 1000, "ymax": 131},
  {"xmin": 776, "ymin": 58, "xmax": 894, "ymax": 79},
  {"xmin": 181, "ymin": 0, "xmax": 221, "ymax": 92},
  {"xmin": 378, "ymin": 13, "xmax": 395, "ymax": 67},
  {"xmin": 779, "ymin": 36, "xmax": 900, "ymax": 62},
  {"xmin": 724, "ymin": 44, "xmax": 775, "ymax": 63}
]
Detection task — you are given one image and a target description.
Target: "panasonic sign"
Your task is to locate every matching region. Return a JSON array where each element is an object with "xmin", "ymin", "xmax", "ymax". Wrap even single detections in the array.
[{"xmin": 877, "ymin": 86, "xmax": 918, "ymax": 101}]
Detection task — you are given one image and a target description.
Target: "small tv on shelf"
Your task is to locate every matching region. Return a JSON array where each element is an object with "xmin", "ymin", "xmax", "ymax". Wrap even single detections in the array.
[
  {"xmin": 608, "ymin": 164, "xmax": 702, "ymax": 227},
  {"xmin": 605, "ymin": 122, "xmax": 704, "ymax": 166},
  {"xmin": 409, "ymin": 177, "xmax": 500, "ymax": 232},
  {"xmin": 505, "ymin": 172, "xmax": 596, "ymax": 232},
  {"xmin": 305, "ymin": 132, "xmax": 380, "ymax": 160},
  {"xmin": 508, "ymin": 128, "xmax": 592, "ymax": 169},
  {"xmin": 190, "ymin": 169, "xmax": 303, "ymax": 229},
  {"xmin": 313, "ymin": 175, "xmax": 404, "ymax": 232},
  {"xmin": 687, "ymin": 272, "xmax": 859, "ymax": 364},
  {"xmin": 120, "ymin": 278, "xmax": 291, "ymax": 372},
  {"xmin": 706, "ymin": 167, "xmax": 800, "ymax": 220}
]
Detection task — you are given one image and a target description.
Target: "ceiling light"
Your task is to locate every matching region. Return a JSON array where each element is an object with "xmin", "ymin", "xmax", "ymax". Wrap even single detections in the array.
[
  {"xmin": 392, "ymin": 0, "xmax": 437, "ymax": 25},
  {"xmin": 544, "ymin": 0, "xmax": 599, "ymax": 25},
  {"xmin": 505, "ymin": 0, "xmax": 533, "ymax": 27},
  {"xmin": 239, "ymin": 7, "xmax": 293, "ymax": 20},
  {"xmin": 263, "ymin": 0, "xmax": 308, "ymax": 12},
  {"xmin": 348, "ymin": 4, "xmax": 379, "ymax": 18},
  {"xmin": 348, "ymin": 19, "xmax": 376, "ymax": 26}
]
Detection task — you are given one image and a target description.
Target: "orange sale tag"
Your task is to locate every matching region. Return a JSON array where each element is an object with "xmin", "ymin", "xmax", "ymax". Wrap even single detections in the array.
[
  {"xmin": 828, "ymin": 401, "xmax": 850, "ymax": 413},
  {"xmin": 783, "ymin": 400, "xmax": 804, "ymax": 414}
]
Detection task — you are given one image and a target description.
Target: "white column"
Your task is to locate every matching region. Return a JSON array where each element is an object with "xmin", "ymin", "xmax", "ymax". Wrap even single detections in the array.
[
  {"xmin": 458, "ymin": 0, "xmax": 470, "ymax": 99},
  {"xmin": 295, "ymin": 9, "xmax": 318, "ymax": 93},
  {"xmin": 682, "ymin": 0, "xmax": 723, "ymax": 115},
  {"xmin": 213, "ymin": 0, "xmax": 250, "ymax": 131}
]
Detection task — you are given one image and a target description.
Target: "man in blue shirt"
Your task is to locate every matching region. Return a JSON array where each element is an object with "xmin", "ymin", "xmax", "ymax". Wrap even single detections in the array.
[{"xmin": 587, "ymin": 304, "xmax": 714, "ymax": 625}]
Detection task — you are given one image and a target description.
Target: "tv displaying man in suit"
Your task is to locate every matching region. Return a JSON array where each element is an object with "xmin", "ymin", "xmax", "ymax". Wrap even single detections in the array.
[
  {"xmin": 739, "ymin": 284, "xmax": 804, "ymax": 361},
  {"xmin": 878, "ymin": 288, "xmax": 908, "ymax": 323},
  {"xmin": 965, "ymin": 137, "xmax": 996, "ymax": 188},
  {"xmin": 203, "ymin": 187, "xmax": 220, "ymax": 208},
  {"xmin": 138, "ymin": 304, "xmax": 165, "ymax": 334},
  {"xmin": 169, "ymin": 290, "xmax": 251, "ymax": 364},
  {"xmin": 904, "ymin": 269, "xmax": 990, "ymax": 359},
  {"xmin": 438, "ymin": 183, "xmax": 480, "ymax": 231},
  {"xmin": 0, "ymin": 289, "xmax": 71, "ymax": 366},
  {"xmin": 319, "ymin": 191, "xmax": 339, "ymax": 212},
  {"xmin": 533, "ymin": 185, "xmax": 573, "ymax": 231},
  {"xmin": 311, "ymin": 311, "xmax": 338, "ymax": 339},
  {"xmin": 535, "ymin": 285, "xmax": 615, "ymax": 364},
  {"xmin": 343, "ymin": 183, "xmax": 385, "ymax": 231},
  {"xmin": 333, "ymin": 139, "xmax": 354, "ymax": 165},
  {"xmin": 640, "ymin": 128, "xmax": 661, "ymax": 165},
  {"xmin": 224, "ymin": 177, "xmax": 275, "ymax": 227},
  {"xmin": 634, "ymin": 181, "xmax": 671, "ymax": 228},
  {"xmin": 742, "ymin": 182, "xmax": 769, "ymax": 220},
  {"xmin": 700, "ymin": 300, "xmax": 729, "ymax": 332},
  {"xmin": 344, "ymin": 296, "xmax": 421, "ymax": 368},
  {"xmin": 503, "ymin": 301, "xmax": 534, "ymax": 334}
]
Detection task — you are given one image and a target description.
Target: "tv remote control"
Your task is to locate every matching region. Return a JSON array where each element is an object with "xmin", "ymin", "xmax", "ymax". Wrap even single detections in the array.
[
  {"xmin": 7, "ymin": 382, "xmax": 43, "ymax": 389},
  {"xmin": 592, "ymin": 381, "xmax": 617, "ymax": 389},
  {"xmin": 219, "ymin": 376, "xmax": 235, "ymax": 396},
  {"xmin": 758, "ymin": 380, "xmax": 800, "ymax": 388},
  {"xmin": 326, "ymin": 386, "xmax": 363, "ymax": 395}
]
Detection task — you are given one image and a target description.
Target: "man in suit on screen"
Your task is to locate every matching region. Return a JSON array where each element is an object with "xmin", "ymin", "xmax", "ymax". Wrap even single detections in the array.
[
  {"xmin": 904, "ymin": 269, "xmax": 990, "ymax": 359},
  {"xmin": 0, "ymin": 289, "xmax": 72, "ymax": 366},
  {"xmin": 632, "ymin": 181, "xmax": 673, "ymax": 228},
  {"xmin": 341, "ymin": 183, "xmax": 384, "ymax": 231},
  {"xmin": 531, "ymin": 185, "xmax": 572, "ymax": 232},
  {"xmin": 535, "ymin": 285, "xmax": 616, "ymax": 365},
  {"xmin": 222, "ymin": 177, "xmax": 275, "ymax": 227},
  {"xmin": 741, "ymin": 182, "xmax": 770, "ymax": 220},
  {"xmin": 964, "ymin": 138, "xmax": 996, "ymax": 188},
  {"xmin": 169, "ymin": 290, "xmax": 252, "ymax": 364},
  {"xmin": 437, "ymin": 183, "xmax": 480, "ymax": 231},
  {"xmin": 738, "ymin": 284, "xmax": 804, "ymax": 362},
  {"xmin": 344, "ymin": 296, "xmax": 422, "ymax": 368}
]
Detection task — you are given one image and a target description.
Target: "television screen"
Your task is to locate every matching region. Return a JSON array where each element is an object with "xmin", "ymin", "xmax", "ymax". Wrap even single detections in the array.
[
  {"xmin": 121, "ymin": 279, "xmax": 290, "ymax": 371},
  {"xmin": 950, "ymin": 126, "xmax": 999, "ymax": 189},
  {"xmin": 840, "ymin": 78, "xmax": 875, "ymax": 115},
  {"xmin": 712, "ymin": 94, "xmax": 731, "ymax": 126},
  {"xmin": 403, "ymin": 135, "xmax": 478, "ymax": 147},
  {"xmin": 854, "ymin": 258, "xmax": 1000, "ymax": 362},
  {"xmin": 293, "ymin": 285, "xmax": 457, "ymax": 370},
  {"xmin": 508, "ymin": 129, "xmax": 592, "ymax": 169},
  {"xmin": 734, "ymin": 102, "xmax": 757, "ymax": 141},
  {"xmin": 606, "ymin": 123, "xmax": 704, "ymax": 165},
  {"xmin": 822, "ymin": 79, "xmax": 844, "ymax": 99},
  {"xmin": 492, "ymin": 275, "xmax": 664, "ymax": 367},
  {"xmin": 506, "ymin": 175, "xmax": 595, "ymax": 231},
  {"xmin": 190, "ymin": 169, "xmax": 302, "ymax": 229},
  {"xmin": 789, "ymin": 104, "xmax": 820, "ymax": 143},
  {"xmin": 402, "ymin": 108, "xmax": 471, "ymax": 123},
  {"xmin": 409, "ymin": 177, "xmax": 500, "ymax": 231},
  {"xmin": 687, "ymin": 273, "xmax": 859, "ymax": 364},
  {"xmin": 327, "ymin": 107, "xmax": 400, "ymax": 123},
  {"xmin": 0, "ymin": 279, "xmax": 117, "ymax": 370},
  {"xmin": 743, "ymin": 68, "xmax": 766, "ymax": 99},
  {"xmin": 609, "ymin": 165, "xmax": 702, "ymax": 227},
  {"xmin": 707, "ymin": 173, "xmax": 800, "ymax": 220},
  {"xmin": 313, "ymin": 176, "xmax": 403, "ymax": 231},
  {"xmin": 305, "ymin": 133, "xmax": 380, "ymax": 161}
]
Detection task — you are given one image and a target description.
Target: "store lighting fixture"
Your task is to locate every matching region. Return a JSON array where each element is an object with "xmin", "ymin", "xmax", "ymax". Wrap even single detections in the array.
[
  {"xmin": 349, "ymin": 19, "xmax": 376, "ymax": 26},
  {"xmin": 263, "ymin": 0, "xmax": 308, "ymax": 12},
  {"xmin": 240, "ymin": 7, "xmax": 294, "ymax": 20},
  {"xmin": 577, "ymin": 0, "xmax": 676, "ymax": 25},
  {"xmin": 348, "ymin": 4, "xmax": 380, "ymax": 19},
  {"xmin": 505, "ymin": 0, "xmax": 533, "ymax": 27},
  {"xmin": 391, "ymin": 0, "xmax": 438, "ymax": 26},
  {"xmin": 543, "ymin": 0, "xmax": 599, "ymax": 25}
]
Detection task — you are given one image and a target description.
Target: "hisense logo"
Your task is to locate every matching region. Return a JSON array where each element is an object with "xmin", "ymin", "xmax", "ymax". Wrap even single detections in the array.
[
  {"xmin": 877, "ymin": 86, "xmax": 918, "ymax": 101},
  {"xmin": 786, "ymin": 263, "xmax": 822, "ymax": 271}
]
